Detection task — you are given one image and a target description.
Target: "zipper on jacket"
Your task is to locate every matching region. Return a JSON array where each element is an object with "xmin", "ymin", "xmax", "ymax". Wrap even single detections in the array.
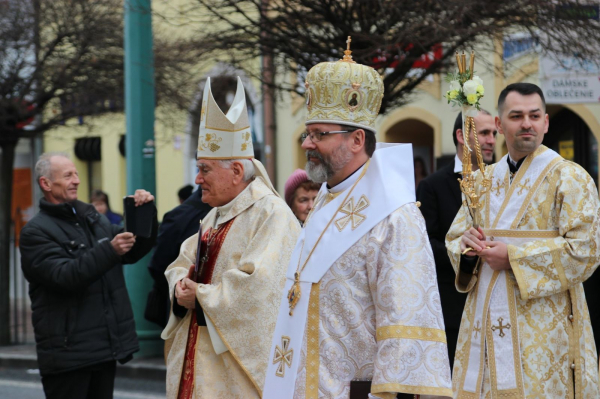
[{"xmin": 63, "ymin": 307, "xmax": 70, "ymax": 348}]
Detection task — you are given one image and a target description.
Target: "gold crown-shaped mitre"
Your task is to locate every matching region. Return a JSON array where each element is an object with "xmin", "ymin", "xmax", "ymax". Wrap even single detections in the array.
[
  {"xmin": 305, "ymin": 37, "xmax": 384, "ymax": 132},
  {"xmin": 197, "ymin": 76, "xmax": 253, "ymax": 159}
]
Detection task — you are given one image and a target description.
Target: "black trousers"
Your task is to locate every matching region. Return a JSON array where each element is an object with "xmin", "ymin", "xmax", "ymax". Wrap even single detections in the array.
[
  {"xmin": 41, "ymin": 360, "xmax": 116, "ymax": 399},
  {"xmin": 446, "ymin": 327, "xmax": 460, "ymax": 372}
]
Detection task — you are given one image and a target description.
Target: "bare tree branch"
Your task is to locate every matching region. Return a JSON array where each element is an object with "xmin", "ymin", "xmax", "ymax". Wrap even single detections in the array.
[{"xmin": 167, "ymin": 0, "xmax": 599, "ymax": 113}]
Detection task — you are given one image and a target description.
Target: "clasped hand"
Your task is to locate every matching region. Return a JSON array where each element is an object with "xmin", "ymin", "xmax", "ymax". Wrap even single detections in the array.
[
  {"xmin": 175, "ymin": 265, "xmax": 199, "ymax": 309},
  {"xmin": 460, "ymin": 227, "xmax": 511, "ymax": 270}
]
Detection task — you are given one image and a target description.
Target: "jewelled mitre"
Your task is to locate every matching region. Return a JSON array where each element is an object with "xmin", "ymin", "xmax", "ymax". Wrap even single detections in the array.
[
  {"xmin": 305, "ymin": 37, "xmax": 384, "ymax": 132},
  {"xmin": 197, "ymin": 76, "xmax": 253, "ymax": 159}
]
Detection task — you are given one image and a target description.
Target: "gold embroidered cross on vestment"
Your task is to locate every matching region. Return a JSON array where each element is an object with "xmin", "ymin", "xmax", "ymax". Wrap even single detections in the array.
[
  {"xmin": 273, "ymin": 336, "xmax": 293, "ymax": 377},
  {"xmin": 491, "ymin": 317, "xmax": 511, "ymax": 338},
  {"xmin": 532, "ymin": 354, "xmax": 546, "ymax": 372},
  {"xmin": 491, "ymin": 179, "xmax": 503, "ymax": 197},
  {"xmin": 334, "ymin": 195, "xmax": 369, "ymax": 231},
  {"xmin": 533, "ymin": 306, "xmax": 551, "ymax": 321},
  {"xmin": 516, "ymin": 178, "xmax": 530, "ymax": 195}
]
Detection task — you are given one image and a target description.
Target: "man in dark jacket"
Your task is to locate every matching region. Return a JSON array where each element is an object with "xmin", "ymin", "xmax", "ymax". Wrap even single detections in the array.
[
  {"xmin": 19, "ymin": 152, "xmax": 157, "ymax": 399},
  {"xmin": 416, "ymin": 111, "xmax": 496, "ymax": 370},
  {"xmin": 144, "ymin": 187, "xmax": 211, "ymax": 327}
]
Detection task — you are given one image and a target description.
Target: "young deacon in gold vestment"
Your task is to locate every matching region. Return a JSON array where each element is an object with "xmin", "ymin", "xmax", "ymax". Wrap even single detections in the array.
[
  {"xmin": 161, "ymin": 77, "xmax": 300, "ymax": 399},
  {"xmin": 446, "ymin": 83, "xmax": 600, "ymax": 398},
  {"xmin": 263, "ymin": 38, "xmax": 452, "ymax": 399}
]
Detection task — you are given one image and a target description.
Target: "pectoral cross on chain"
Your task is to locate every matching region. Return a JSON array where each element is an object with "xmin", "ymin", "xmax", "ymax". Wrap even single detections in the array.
[{"xmin": 491, "ymin": 317, "xmax": 511, "ymax": 338}]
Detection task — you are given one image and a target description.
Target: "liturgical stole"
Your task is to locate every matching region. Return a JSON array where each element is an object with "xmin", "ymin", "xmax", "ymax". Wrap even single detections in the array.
[
  {"xmin": 458, "ymin": 146, "xmax": 562, "ymax": 398},
  {"xmin": 264, "ymin": 143, "xmax": 416, "ymax": 399}
]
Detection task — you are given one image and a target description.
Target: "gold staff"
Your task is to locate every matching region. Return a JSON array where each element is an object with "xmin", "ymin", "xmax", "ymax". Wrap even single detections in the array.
[{"xmin": 454, "ymin": 51, "xmax": 492, "ymax": 254}]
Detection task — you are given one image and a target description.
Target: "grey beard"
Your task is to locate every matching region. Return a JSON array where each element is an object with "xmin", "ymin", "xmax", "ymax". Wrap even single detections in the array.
[
  {"xmin": 304, "ymin": 145, "xmax": 353, "ymax": 183},
  {"xmin": 305, "ymin": 151, "xmax": 332, "ymax": 183}
]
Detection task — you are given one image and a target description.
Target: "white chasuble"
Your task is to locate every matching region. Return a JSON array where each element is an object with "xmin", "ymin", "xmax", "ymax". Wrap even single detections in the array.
[
  {"xmin": 162, "ymin": 178, "xmax": 301, "ymax": 399},
  {"xmin": 446, "ymin": 145, "xmax": 600, "ymax": 399},
  {"xmin": 264, "ymin": 144, "xmax": 453, "ymax": 399}
]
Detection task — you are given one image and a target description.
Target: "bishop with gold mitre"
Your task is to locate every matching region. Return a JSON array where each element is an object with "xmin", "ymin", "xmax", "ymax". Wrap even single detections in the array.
[
  {"xmin": 161, "ymin": 77, "xmax": 300, "ymax": 399},
  {"xmin": 263, "ymin": 38, "xmax": 452, "ymax": 399}
]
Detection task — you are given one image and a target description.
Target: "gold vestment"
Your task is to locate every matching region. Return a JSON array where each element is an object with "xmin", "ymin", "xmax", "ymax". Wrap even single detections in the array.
[
  {"xmin": 162, "ymin": 178, "xmax": 301, "ymax": 398},
  {"xmin": 446, "ymin": 146, "xmax": 600, "ymax": 398}
]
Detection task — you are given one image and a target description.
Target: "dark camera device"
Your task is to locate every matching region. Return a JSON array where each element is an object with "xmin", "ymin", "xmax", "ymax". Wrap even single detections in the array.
[{"xmin": 123, "ymin": 197, "xmax": 154, "ymax": 238}]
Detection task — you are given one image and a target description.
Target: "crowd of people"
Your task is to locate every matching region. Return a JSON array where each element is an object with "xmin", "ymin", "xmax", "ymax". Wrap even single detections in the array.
[{"xmin": 18, "ymin": 43, "xmax": 600, "ymax": 399}]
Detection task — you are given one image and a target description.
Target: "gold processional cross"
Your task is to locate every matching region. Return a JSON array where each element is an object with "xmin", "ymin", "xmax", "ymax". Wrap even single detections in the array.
[
  {"xmin": 273, "ymin": 336, "xmax": 293, "ymax": 377},
  {"xmin": 491, "ymin": 317, "xmax": 511, "ymax": 338}
]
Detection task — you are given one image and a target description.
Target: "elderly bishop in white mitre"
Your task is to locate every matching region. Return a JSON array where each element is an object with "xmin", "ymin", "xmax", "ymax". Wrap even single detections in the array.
[
  {"xmin": 161, "ymin": 77, "xmax": 300, "ymax": 399},
  {"xmin": 263, "ymin": 38, "xmax": 452, "ymax": 399}
]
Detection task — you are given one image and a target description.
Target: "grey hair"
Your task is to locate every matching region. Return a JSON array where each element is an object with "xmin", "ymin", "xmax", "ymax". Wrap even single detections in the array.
[
  {"xmin": 35, "ymin": 152, "xmax": 70, "ymax": 188},
  {"xmin": 219, "ymin": 159, "xmax": 255, "ymax": 182}
]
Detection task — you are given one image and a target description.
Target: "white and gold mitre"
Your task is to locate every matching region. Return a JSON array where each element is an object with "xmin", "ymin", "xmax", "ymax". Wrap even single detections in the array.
[
  {"xmin": 197, "ymin": 76, "xmax": 253, "ymax": 159},
  {"xmin": 304, "ymin": 37, "xmax": 384, "ymax": 132}
]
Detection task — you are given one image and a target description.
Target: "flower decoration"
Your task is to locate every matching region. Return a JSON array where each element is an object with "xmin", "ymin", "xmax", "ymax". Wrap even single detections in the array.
[
  {"xmin": 444, "ymin": 71, "xmax": 484, "ymax": 112},
  {"xmin": 445, "ymin": 51, "xmax": 492, "ymax": 234}
]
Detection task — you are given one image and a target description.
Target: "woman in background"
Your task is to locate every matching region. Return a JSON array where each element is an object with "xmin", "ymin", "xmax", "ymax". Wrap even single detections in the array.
[
  {"xmin": 284, "ymin": 169, "xmax": 320, "ymax": 226},
  {"xmin": 413, "ymin": 156, "xmax": 429, "ymax": 190},
  {"xmin": 91, "ymin": 189, "xmax": 123, "ymax": 226}
]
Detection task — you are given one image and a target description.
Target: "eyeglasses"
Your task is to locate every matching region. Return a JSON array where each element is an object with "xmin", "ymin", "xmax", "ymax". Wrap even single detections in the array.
[{"xmin": 300, "ymin": 130, "xmax": 350, "ymax": 143}]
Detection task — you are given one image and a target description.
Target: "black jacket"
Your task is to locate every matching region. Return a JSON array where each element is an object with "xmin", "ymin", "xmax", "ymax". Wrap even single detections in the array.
[
  {"xmin": 19, "ymin": 198, "xmax": 157, "ymax": 376},
  {"xmin": 145, "ymin": 188, "xmax": 211, "ymax": 327},
  {"xmin": 416, "ymin": 161, "xmax": 466, "ymax": 328}
]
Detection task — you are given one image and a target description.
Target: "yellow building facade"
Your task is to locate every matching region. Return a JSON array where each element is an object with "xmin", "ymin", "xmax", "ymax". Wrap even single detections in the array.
[
  {"xmin": 43, "ymin": 109, "xmax": 188, "ymax": 217},
  {"xmin": 43, "ymin": 31, "xmax": 600, "ymax": 220}
]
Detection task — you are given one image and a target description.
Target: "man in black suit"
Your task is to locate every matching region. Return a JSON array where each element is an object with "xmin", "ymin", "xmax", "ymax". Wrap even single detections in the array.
[
  {"xmin": 416, "ymin": 110, "xmax": 496, "ymax": 370},
  {"xmin": 144, "ymin": 187, "xmax": 212, "ymax": 327}
]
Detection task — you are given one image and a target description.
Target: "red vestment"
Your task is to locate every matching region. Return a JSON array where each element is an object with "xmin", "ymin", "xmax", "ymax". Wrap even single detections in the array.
[{"xmin": 176, "ymin": 219, "xmax": 235, "ymax": 399}]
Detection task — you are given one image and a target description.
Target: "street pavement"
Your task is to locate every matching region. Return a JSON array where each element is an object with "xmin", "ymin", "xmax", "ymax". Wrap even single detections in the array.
[
  {"xmin": 0, "ymin": 367, "xmax": 166, "ymax": 399},
  {"xmin": 0, "ymin": 345, "xmax": 166, "ymax": 399}
]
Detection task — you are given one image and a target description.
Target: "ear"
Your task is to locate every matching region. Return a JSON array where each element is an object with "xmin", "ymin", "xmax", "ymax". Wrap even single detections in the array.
[
  {"xmin": 231, "ymin": 161, "xmax": 245, "ymax": 185},
  {"xmin": 455, "ymin": 129, "xmax": 464, "ymax": 145},
  {"xmin": 39, "ymin": 176, "xmax": 52, "ymax": 193},
  {"xmin": 495, "ymin": 116, "xmax": 504, "ymax": 136},
  {"xmin": 543, "ymin": 113, "xmax": 549, "ymax": 135},
  {"xmin": 349, "ymin": 129, "xmax": 366, "ymax": 154}
]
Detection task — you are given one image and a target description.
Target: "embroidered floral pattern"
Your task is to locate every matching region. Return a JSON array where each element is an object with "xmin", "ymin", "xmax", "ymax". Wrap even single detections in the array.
[
  {"xmin": 447, "ymin": 155, "xmax": 600, "ymax": 398},
  {"xmin": 293, "ymin": 204, "xmax": 451, "ymax": 398}
]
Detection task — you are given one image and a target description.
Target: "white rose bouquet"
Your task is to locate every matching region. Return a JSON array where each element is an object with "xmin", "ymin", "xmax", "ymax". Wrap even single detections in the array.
[{"xmin": 444, "ymin": 72, "xmax": 484, "ymax": 113}]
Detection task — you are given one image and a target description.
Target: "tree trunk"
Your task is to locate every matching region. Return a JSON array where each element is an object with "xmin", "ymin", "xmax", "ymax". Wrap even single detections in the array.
[{"xmin": 0, "ymin": 138, "xmax": 17, "ymax": 345}]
